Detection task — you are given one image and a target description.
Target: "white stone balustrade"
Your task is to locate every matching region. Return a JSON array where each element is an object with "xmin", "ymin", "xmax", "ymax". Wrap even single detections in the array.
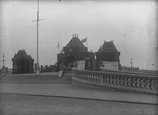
[{"xmin": 72, "ymin": 69, "xmax": 158, "ymax": 95}]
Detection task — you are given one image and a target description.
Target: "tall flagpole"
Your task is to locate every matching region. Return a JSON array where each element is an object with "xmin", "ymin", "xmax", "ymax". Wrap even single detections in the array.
[
  {"xmin": 2, "ymin": 54, "xmax": 5, "ymax": 67},
  {"xmin": 86, "ymin": 37, "xmax": 88, "ymax": 51},
  {"xmin": 58, "ymin": 41, "xmax": 60, "ymax": 54},
  {"xmin": 130, "ymin": 58, "xmax": 133, "ymax": 68},
  {"xmin": 37, "ymin": 0, "xmax": 39, "ymax": 74},
  {"xmin": 33, "ymin": 0, "xmax": 44, "ymax": 74}
]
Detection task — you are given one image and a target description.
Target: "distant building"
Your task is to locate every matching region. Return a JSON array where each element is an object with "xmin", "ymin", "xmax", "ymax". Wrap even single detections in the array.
[
  {"xmin": 96, "ymin": 40, "xmax": 121, "ymax": 70},
  {"xmin": 121, "ymin": 66, "xmax": 139, "ymax": 71},
  {"xmin": 40, "ymin": 65, "xmax": 57, "ymax": 72},
  {"xmin": 12, "ymin": 50, "xmax": 34, "ymax": 74},
  {"xmin": 57, "ymin": 34, "xmax": 94, "ymax": 71},
  {"xmin": 1, "ymin": 66, "xmax": 8, "ymax": 73},
  {"xmin": 8, "ymin": 68, "xmax": 12, "ymax": 74}
]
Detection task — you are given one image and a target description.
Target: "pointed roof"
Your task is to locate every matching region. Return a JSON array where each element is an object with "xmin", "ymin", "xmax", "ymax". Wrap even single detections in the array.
[
  {"xmin": 13, "ymin": 50, "xmax": 33, "ymax": 59},
  {"xmin": 66, "ymin": 36, "xmax": 85, "ymax": 48},
  {"xmin": 98, "ymin": 40, "xmax": 118, "ymax": 52}
]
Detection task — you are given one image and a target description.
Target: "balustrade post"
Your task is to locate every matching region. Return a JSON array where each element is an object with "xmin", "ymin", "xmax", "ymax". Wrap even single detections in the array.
[
  {"xmin": 99, "ymin": 74, "xmax": 103, "ymax": 83},
  {"xmin": 152, "ymin": 80, "xmax": 157, "ymax": 91}
]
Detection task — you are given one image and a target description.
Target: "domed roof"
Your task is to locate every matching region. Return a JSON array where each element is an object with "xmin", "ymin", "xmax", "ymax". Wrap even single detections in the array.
[
  {"xmin": 66, "ymin": 36, "xmax": 85, "ymax": 48},
  {"xmin": 98, "ymin": 40, "xmax": 118, "ymax": 52},
  {"xmin": 13, "ymin": 50, "xmax": 33, "ymax": 59}
]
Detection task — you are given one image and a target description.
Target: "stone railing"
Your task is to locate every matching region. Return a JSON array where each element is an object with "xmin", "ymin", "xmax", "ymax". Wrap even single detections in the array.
[{"xmin": 72, "ymin": 69, "xmax": 158, "ymax": 95}]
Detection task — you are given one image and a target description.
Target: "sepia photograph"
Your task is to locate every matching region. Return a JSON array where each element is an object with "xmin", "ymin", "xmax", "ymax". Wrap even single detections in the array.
[{"xmin": 0, "ymin": 0, "xmax": 158, "ymax": 115}]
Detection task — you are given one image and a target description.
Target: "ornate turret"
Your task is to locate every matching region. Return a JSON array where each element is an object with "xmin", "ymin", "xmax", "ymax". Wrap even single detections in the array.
[{"xmin": 12, "ymin": 50, "xmax": 34, "ymax": 74}]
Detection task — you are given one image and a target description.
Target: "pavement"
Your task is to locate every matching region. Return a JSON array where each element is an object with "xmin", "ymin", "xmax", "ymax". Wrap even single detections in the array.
[{"xmin": 0, "ymin": 83, "xmax": 157, "ymax": 105}]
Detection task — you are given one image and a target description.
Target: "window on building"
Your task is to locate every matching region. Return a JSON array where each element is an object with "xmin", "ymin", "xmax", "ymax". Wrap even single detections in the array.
[{"xmin": 13, "ymin": 65, "xmax": 17, "ymax": 69}]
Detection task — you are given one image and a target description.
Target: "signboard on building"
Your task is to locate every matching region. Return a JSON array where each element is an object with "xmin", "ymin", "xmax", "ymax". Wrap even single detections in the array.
[
  {"xmin": 77, "ymin": 60, "xmax": 85, "ymax": 70},
  {"xmin": 100, "ymin": 61, "xmax": 118, "ymax": 71}
]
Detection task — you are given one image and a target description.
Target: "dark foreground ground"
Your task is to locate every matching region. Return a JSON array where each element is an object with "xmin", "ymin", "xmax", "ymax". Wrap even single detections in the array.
[
  {"xmin": 0, "ymin": 73, "xmax": 157, "ymax": 115},
  {"xmin": 0, "ymin": 93, "xmax": 157, "ymax": 115}
]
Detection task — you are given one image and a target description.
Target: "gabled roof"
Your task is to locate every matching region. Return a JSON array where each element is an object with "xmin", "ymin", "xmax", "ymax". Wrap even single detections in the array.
[
  {"xmin": 13, "ymin": 50, "xmax": 33, "ymax": 59},
  {"xmin": 65, "ymin": 37, "xmax": 85, "ymax": 48},
  {"xmin": 98, "ymin": 40, "xmax": 118, "ymax": 52}
]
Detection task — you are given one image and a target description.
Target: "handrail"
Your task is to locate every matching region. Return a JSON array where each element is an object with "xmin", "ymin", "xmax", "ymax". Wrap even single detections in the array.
[
  {"xmin": 73, "ymin": 69, "xmax": 158, "ymax": 79},
  {"xmin": 100, "ymin": 68, "xmax": 158, "ymax": 77},
  {"xmin": 72, "ymin": 69, "xmax": 158, "ymax": 95}
]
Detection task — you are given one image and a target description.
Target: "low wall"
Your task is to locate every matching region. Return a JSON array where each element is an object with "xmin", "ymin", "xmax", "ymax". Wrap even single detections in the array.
[{"xmin": 72, "ymin": 69, "xmax": 158, "ymax": 95}]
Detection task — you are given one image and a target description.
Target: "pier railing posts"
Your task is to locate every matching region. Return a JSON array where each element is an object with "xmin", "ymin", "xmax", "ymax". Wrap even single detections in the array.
[{"xmin": 72, "ymin": 69, "xmax": 158, "ymax": 95}]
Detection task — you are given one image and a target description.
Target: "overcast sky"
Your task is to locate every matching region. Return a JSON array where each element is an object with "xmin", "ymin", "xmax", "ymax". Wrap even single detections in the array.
[{"xmin": 0, "ymin": 0, "xmax": 157, "ymax": 70}]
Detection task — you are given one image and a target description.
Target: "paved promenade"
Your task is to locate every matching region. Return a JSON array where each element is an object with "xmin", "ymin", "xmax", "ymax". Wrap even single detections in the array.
[
  {"xmin": 0, "ymin": 73, "xmax": 157, "ymax": 115},
  {"xmin": 0, "ymin": 83, "xmax": 157, "ymax": 104}
]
